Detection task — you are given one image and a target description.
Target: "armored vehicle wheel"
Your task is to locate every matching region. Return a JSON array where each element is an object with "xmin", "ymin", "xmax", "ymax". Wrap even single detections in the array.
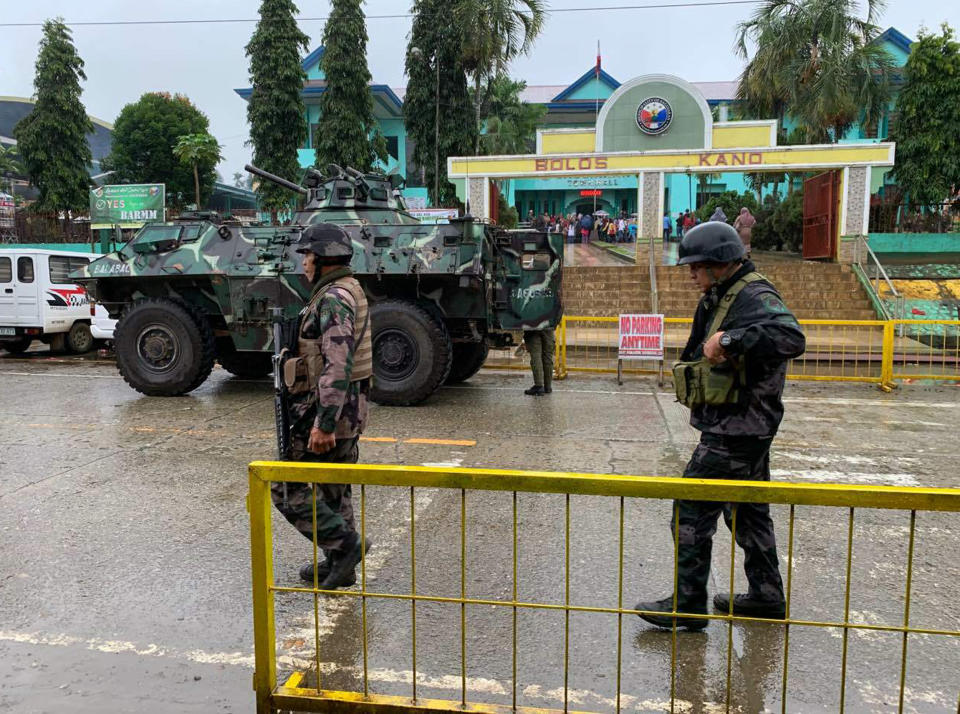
[
  {"xmin": 66, "ymin": 322, "xmax": 94, "ymax": 354},
  {"xmin": 115, "ymin": 298, "xmax": 215, "ymax": 396},
  {"xmin": 216, "ymin": 340, "xmax": 274, "ymax": 378},
  {"xmin": 1, "ymin": 337, "xmax": 33, "ymax": 355},
  {"xmin": 445, "ymin": 341, "xmax": 489, "ymax": 384},
  {"xmin": 370, "ymin": 300, "xmax": 452, "ymax": 406}
]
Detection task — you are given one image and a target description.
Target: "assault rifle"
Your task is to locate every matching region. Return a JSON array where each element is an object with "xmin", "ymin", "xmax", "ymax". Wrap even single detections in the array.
[{"xmin": 271, "ymin": 307, "xmax": 292, "ymax": 461}]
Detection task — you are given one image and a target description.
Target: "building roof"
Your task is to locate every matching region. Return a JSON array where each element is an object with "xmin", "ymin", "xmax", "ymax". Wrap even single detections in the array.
[{"xmin": 0, "ymin": 96, "xmax": 114, "ymax": 162}]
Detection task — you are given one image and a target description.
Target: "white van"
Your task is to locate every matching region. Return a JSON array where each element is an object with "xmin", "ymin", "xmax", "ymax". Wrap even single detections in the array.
[{"xmin": 0, "ymin": 248, "xmax": 99, "ymax": 354}]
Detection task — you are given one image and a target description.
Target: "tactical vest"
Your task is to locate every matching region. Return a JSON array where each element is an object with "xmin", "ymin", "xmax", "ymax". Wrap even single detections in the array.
[
  {"xmin": 672, "ymin": 272, "xmax": 765, "ymax": 409},
  {"xmin": 283, "ymin": 276, "xmax": 373, "ymax": 395}
]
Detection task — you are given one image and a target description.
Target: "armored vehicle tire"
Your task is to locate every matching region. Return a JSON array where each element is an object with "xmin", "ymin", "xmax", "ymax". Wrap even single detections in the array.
[
  {"xmin": 66, "ymin": 322, "xmax": 94, "ymax": 354},
  {"xmin": 216, "ymin": 341, "xmax": 274, "ymax": 379},
  {"xmin": 369, "ymin": 300, "xmax": 452, "ymax": 406},
  {"xmin": 115, "ymin": 298, "xmax": 215, "ymax": 396},
  {"xmin": 445, "ymin": 341, "xmax": 489, "ymax": 384},
  {"xmin": 1, "ymin": 337, "xmax": 33, "ymax": 355}
]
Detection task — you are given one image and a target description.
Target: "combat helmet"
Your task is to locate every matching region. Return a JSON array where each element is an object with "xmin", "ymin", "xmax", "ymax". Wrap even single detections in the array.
[
  {"xmin": 295, "ymin": 222, "xmax": 353, "ymax": 262},
  {"xmin": 677, "ymin": 222, "xmax": 745, "ymax": 265}
]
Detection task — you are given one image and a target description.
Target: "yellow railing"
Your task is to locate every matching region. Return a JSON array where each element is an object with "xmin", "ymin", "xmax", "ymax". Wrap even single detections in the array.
[
  {"xmin": 487, "ymin": 318, "xmax": 960, "ymax": 389},
  {"xmin": 248, "ymin": 462, "xmax": 960, "ymax": 714}
]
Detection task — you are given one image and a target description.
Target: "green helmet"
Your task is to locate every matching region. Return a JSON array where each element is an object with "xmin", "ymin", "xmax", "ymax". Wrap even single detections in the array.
[
  {"xmin": 295, "ymin": 223, "xmax": 353, "ymax": 261},
  {"xmin": 678, "ymin": 222, "xmax": 744, "ymax": 265}
]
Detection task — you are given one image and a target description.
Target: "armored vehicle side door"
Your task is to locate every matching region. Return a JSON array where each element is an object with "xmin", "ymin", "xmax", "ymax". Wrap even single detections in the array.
[{"xmin": 490, "ymin": 231, "xmax": 563, "ymax": 331}]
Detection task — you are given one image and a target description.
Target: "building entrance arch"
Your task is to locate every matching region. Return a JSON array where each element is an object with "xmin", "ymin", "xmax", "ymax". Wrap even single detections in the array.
[{"xmin": 451, "ymin": 73, "xmax": 894, "ymax": 264}]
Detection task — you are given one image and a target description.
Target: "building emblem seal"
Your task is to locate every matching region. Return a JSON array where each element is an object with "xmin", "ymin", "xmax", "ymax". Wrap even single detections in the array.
[{"xmin": 636, "ymin": 97, "xmax": 673, "ymax": 135}]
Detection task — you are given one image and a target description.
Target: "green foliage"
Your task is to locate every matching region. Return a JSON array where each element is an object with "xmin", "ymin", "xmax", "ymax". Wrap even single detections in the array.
[
  {"xmin": 454, "ymin": 0, "xmax": 546, "ymax": 153},
  {"xmin": 891, "ymin": 24, "xmax": 960, "ymax": 205},
  {"xmin": 173, "ymin": 133, "xmax": 223, "ymax": 208},
  {"xmin": 735, "ymin": 0, "xmax": 894, "ymax": 142},
  {"xmin": 13, "ymin": 18, "xmax": 93, "ymax": 212},
  {"xmin": 751, "ymin": 191, "xmax": 804, "ymax": 252},
  {"xmin": 496, "ymin": 190, "xmax": 518, "ymax": 228},
  {"xmin": 404, "ymin": 0, "xmax": 477, "ymax": 206},
  {"xmin": 245, "ymin": 0, "xmax": 309, "ymax": 212},
  {"xmin": 476, "ymin": 75, "xmax": 546, "ymax": 155},
  {"xmin": 0, "ymin": 145, "xmax": 24, "ymax": 193},
  {"xmin": 314, "ymin": 0, "xmax": 386, "ymax": 172},
  {"xmin": 695, "ymin": 190, "xmax": 759, "ymax": 224},
  {"xmin": 105, "ymin": 93, "xmax": 213, "ymax": 208}
]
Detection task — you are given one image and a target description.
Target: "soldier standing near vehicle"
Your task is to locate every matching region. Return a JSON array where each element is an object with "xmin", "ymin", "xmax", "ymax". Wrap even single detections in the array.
[
  {"xmin": 523, "ymin": 327, "xmax": 554, "ymax": 396},
  {"xmin": 271, "ymin": 223, "xmax": 373, "ymax": 588},
  {"xmin": 635, "ymin": 222, "xmax": 805, "ymax": 630}
]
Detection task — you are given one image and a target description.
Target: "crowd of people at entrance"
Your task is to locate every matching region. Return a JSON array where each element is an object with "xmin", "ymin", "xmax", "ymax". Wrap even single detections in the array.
[
  {"xmin": 663, "ymin": 206, "xmax": 757, "ymax": 258},
  {"xmin": 527, "ymin": 210, "xmax": 636, "ymax": 243}
]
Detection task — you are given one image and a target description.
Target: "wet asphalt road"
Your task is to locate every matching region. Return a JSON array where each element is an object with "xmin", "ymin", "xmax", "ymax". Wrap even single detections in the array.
[{"xmin": 0, "ymin": 353, "xmax": 958, "ymax": 713}]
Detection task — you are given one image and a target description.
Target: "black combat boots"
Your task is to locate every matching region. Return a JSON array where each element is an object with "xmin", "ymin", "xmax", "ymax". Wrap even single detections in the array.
[
  {"xmin": 320, "ymin": 534, "xmax": 372, "ymax": 590},
  {"xmin": 634, "ymin": 596, "xmax": 708, "ymax": 631},
  {"xmin": 712, "ymin": 592, "xmax": 786, "ymax": 619},
  {"xmin": 299, "ymin": 551, "xmax": 332, "ymax": 584},
  {"xmin": 524, "ymin": 385, "xmax": 545, "ymax": 396}
]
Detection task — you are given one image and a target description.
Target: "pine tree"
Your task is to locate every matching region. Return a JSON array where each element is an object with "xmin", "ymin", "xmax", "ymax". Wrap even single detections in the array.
[
  {"xmin": 14, "ymin": 18, "xmax": 93, "ymax": 213},
  {"xmin": 245, "ymin": 0, "xmax": 309, "ymax": 214},
  {"xmin": 404, "ymin": 0, "xmax": 477, "ymax": 206},
  {"xmin": 891, "ymin": 24, "xmax": 960, "ymax": 206},
  {"xmin": 314, "ymin": 0, "xmax": 386, "ymax": 172}
]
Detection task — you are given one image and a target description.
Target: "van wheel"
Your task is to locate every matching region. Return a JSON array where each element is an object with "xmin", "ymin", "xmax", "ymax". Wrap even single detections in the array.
[
  {"xmin": 66, "ymin": 322, "xmax": 94, "ymax": 354},
  {"xmin": 370, "ymin": 300, "xmax": 452, "ymax": 406},
  {"xmin": 445, "ymin": 341, "xmax": 489, "ymax": 384},
  {"xmin": 216, "ymin": 339, "xmax": 273, "ymax": 378},
  {"xmin": 1, "ymin": 337, "xmax": 33, "ymax": 355},
  {"xmin": 115, "ymin": 298, "xmax": 215, "ymax": 396}
]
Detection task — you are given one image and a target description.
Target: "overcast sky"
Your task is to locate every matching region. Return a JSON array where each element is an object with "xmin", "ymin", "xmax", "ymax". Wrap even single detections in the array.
[{"xmin": 2, "ymin": 0, "xmax": 958, "ymax": 181}]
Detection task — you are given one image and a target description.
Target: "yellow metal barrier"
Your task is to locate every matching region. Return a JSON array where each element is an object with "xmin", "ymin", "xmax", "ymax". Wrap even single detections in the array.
[
  {"xmin": 557, "ymin": 316, "xmax": 891, "ymax": 385},
  {"xmin": 249, "ymin": 462, "xmax": 960, "ymax": 714},
  {"xmin": 891, "ymin": 319, "xmax": 960, "ymax": 382}
]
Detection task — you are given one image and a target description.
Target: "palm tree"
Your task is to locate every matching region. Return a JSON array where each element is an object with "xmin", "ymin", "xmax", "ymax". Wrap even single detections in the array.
[
  {"xmin": 454, "ymin": 0, "xmax": 547, "ymax": 154},
  {"xmin": 735, "ymin": 0, "xmax": 894, "ymax": 143},
  {"xmin": 172, "ymin": 133, "xmax": 222, "ymax": 209},
  {"xmin": 0, "ymin": 145, "xmax": 24, "ymax": 194}
]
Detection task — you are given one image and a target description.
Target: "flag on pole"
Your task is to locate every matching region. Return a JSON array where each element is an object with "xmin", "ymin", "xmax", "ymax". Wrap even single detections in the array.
[{"xmin": 596, "ymin": 41, "xmax": 601, "ymax": 78}]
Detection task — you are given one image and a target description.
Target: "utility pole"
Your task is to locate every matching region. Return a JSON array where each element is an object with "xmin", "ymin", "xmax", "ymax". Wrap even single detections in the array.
[{"xmin": 434, "ymin": 52, "xmax": 440, "ymax": 206}]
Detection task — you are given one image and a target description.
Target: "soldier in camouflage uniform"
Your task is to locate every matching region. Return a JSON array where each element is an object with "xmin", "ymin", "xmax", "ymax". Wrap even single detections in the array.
[
  {"xmin": 523, "ymin": 329, "xmax": 554, "ymax": 395},
  {"xmin": 636, "ymin": 222, "xmax": 805, "ymax": 630},
  {"xmin": 271, "ymin": 223, "xmax": 374, "ymax": 589}
]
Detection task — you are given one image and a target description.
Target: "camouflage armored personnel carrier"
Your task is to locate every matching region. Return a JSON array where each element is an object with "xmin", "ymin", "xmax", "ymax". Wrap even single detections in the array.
[{"xmin": 75, "ymin": 165, "xmax": 562, "ymax": 405}]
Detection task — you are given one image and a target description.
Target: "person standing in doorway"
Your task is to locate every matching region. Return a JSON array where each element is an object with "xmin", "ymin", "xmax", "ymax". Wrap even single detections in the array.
[
  {"xmin": 677, "ymin": 211, "xmax": 686, "ymax": 240},
  {"xmin": 634, "ymin": 222, "xmax": 805, "ymax": 630},
  {"xmin": 663, "ymin": 212, "xmax": 673, "ymax": 241}
]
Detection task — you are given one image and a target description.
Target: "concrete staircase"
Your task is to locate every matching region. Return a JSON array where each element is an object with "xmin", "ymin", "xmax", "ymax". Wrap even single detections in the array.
[
  {"xmin": 562, "ymin": 266, "xmax": 651, "ymax": 316},
  {"xmin": 564, "ymin": 254, "xmax": 878, "ymax": 320}
]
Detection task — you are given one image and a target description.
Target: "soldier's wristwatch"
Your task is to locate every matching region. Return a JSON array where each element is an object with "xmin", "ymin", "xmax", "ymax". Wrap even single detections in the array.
[{"xmin": 719, "ymin": 333, "xmax": 733, "ymax": 349}]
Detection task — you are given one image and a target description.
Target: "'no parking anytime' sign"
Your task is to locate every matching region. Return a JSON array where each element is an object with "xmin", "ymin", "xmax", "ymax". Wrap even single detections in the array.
[{"xmin": 618, "ymin": 314, "xmax": 664, "ymax": 360}]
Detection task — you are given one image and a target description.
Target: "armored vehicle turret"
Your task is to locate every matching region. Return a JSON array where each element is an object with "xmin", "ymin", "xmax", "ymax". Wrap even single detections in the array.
[{"xmin": 75, "ymin": 164, "xmax": 563, "ymax": 405}]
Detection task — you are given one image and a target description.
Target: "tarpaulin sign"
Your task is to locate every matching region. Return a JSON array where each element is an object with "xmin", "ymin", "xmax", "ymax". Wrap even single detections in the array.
[{"xmin": 618, "ymin": 314, "xmax": 664, "ymax": 360}]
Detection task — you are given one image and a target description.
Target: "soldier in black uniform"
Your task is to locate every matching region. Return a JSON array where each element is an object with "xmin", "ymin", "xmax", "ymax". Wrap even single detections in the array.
[{"xmin": 635, "ymin": 222, "xmax": 805, "ymax": 630}]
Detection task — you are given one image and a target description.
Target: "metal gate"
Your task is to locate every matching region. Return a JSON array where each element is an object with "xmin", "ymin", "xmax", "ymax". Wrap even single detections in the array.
[{"xmin": 802, "ymin": 171, "xmax": 839, "ymax": 259}]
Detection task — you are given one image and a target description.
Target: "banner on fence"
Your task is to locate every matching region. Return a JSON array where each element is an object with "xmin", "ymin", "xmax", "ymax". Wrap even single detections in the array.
[
  {"xmin": 619, "ymin": 313, "xmax": 665, "ymax": 360},
  {"xmin": 90, "ymin": 184, "xmax": 165, "ymax": 229}
]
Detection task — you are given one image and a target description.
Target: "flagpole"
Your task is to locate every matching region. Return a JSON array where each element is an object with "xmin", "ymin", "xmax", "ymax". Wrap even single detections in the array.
[{"xmin": 594, "ymin": 40, "xmax": 600, "ymax": 217}]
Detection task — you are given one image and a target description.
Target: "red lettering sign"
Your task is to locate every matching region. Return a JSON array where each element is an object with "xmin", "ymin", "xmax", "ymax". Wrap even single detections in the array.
[
  {"xmin": 618, "ymin": 313, "xmax": 664, "ymax": 360},
  {"xmin": 580, "ymin": 189, "xmax": 602, "ymax": 197}
]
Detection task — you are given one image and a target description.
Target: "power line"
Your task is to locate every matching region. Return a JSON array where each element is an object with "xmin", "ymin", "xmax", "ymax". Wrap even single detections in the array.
[{"xmin": 0, "ymin": 1, "xmax": 762, "ymax": 28}]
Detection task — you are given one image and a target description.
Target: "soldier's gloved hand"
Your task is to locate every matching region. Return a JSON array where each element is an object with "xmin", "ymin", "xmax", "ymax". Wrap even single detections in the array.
[
  {"xmin": 703, "ymin": 332, "xmax": 728, "ymax": 364},
  {"xmin": 308, "ymin": 427, "xmax": 336, "ymax": 454}
]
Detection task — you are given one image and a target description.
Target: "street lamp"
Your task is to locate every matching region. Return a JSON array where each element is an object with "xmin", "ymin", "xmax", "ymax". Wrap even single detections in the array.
[{"xmin": 411, "ymin": 46, "xmax": 440, "ymax": 206}]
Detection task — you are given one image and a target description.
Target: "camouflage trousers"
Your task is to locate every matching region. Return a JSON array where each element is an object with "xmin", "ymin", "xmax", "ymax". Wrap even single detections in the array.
[
  {"xmin": 271, "ymin": 437, "xmax": 359, "ymax": 553},
  {"xmin": 523, "ymin": 329, "xmax": 555, "ymax": 389},
  {"xmin": 671, "ymin": 433, "xmax": 785, "ymax": 609}
]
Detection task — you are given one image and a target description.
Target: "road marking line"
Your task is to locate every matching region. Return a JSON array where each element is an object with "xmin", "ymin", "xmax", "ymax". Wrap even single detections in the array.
[
  {"xmin": 405, "ymin": 438, "xmax": 476, "ymax": 446},
  {"xmin": 360, "ymin": 436, "xmax": 398, "ymax": 443}
]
